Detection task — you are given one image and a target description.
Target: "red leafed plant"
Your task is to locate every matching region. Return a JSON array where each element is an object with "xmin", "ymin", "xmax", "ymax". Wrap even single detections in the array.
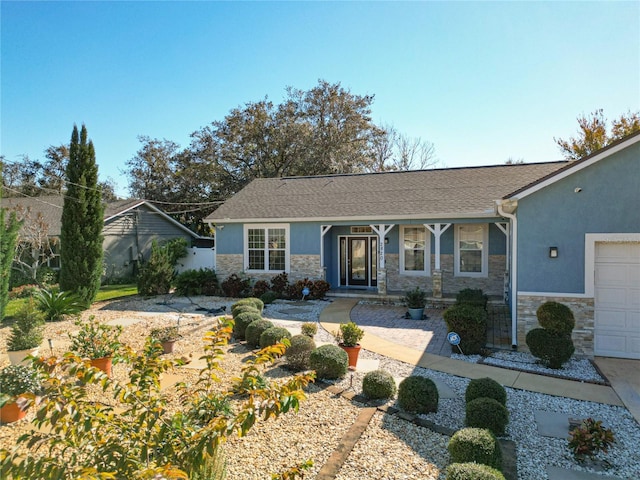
[{"xmin": 568, "ymin": 417, "xmax": 615, "ymax": 462}]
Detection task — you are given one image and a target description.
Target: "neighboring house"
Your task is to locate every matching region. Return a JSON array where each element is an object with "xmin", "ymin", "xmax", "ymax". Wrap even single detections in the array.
[
  {"xmin": 2, "ymin": 195, "xmax": 214, "ymax": 282},
  {"xmin": 205, "ymin": 131, "xmax": 640, "ymax": 359}
]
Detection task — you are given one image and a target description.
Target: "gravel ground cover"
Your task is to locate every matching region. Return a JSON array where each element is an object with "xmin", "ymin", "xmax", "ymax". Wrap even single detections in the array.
[{"xmin": 1, "ymin": 294, "xmax": 638, "ymax": 480}]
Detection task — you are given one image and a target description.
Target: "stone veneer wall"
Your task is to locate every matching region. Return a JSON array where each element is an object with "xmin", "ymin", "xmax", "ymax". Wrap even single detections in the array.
[
  {"xmin": 440, "ymin": 254, "xmax": 506, "ymax": 297},
  {"xmin": 215, "ymin": 254, "xmax": 323, "ymax": 284},
  {"xmin": 215, "ymin": 254, "xmax": 243, "ymax": 281},
  {"xmin": 383, "ymin": 254, "xmax": 505, "ymax": 296},
  {"xmin": 517, "ymin": 294, "xmax": 595, "ymax": 357}
]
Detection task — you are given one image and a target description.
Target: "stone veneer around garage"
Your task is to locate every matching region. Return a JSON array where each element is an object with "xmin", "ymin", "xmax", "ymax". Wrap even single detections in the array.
[
  {"xmin": 516, "ymin": 294, "xmax": 595, "ymax": 357},
  {"xmin": 215, "ymin": 254, "xmax": 324, "ymax": 284}
]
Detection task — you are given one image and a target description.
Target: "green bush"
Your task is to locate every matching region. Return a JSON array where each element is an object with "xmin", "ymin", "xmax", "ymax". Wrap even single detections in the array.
[
  {"xmin": 309, "ymin": 344, "xmax": 348, "ymax": 379},
  {"xmin": 245, "ymin": 319, "xmax": 275, "ymax": 348},
  {"xmin": 173, "ymin": 268, "xmax": 218, "ymax": 296},
  {"xmin": 259, "ymin": 326, "xmax": 292, "ymax": 349},
  {"xmin": 443, "ymin": 304, "xmax": 488, "ymax": 354},
  {"xmin": 465, "ymin": 378, "xmax": 507, "ymax": 406},
  {"xmin": 526, "ymin": 327, "xmax": 575, "ymax": 369},
  {"xmin": 536, "ymin": 301, "xmax": 575, "ymax": 334},
  {"xmin": 7, "ymin": 298, "xmax": 44, "ymax": 351},
  {"xmin": 301, "ymin": 322, "xmax": 318, "ymax": 337},
  {"xmin": 35, "ymin": 288, "xmax": 84, "ymax": 322},
  {"xmin": 285, "ymin": 334, "xmax": 316, "ymax": 371},
  {"xmin": 397, "ymin": 376, "xmax": 438, "ymax": 414},
  {"xmin": 231, "ymin": 303, "xmax": 259, "ymax": 318},
  {"xmin": 362, "ymin": 370, "xmax": 397, "ymax": 400},
  {"xmin": 448, "ymin": 427, "xmax": 502, "ymax": 470},
  {"xmin": 456, "ymin": 288, "xmax": 488, "ymax": 310},
  {"xmin": 259, "ymin": 290, "xmax": 278, "ymax": 305},
  {"xmin": 232, "ymin": 311, "xmax": 262, "ymax": 340},
  {"xmin": 446, "ymin": 462, "xmax": 506, "ymax": 480},
  {"xmin": 137, "ymin": 239, "xmax": 186, "ymax": 296},
  {"xmin": 466, "ymin": 397, "xmax": 509, "ymax": 436},
  {"xmin": 233, "ymin": 297, "xmax": 264, "ymax": 313}
]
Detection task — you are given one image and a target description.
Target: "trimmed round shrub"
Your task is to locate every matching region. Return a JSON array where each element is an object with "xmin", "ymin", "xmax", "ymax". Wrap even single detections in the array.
[
  {"xmin": 526, "ymin": 327, "xmax": 575, "ymax": 369},
  {"xmin": 232, "ymin": 311, "xmax": 262, "ymax": 340},
  {"xmin": 231, "ymin": 304, "xmax": 259, "ymax": 318},
  {"xmin": 448, "ymin": 427, "xmax": 502, "ymax": 470},
  {"xmin": 536, "ymin": 301, "xmax": 575, "ymax": 334},
  {"xmin": 259, "ymin": 290, "xmax": 278, "ymax": 305},
  {"xmin": 285, "ymin": 334, "xmax": 316, "ymax": 371},
  {"xmin": 301, "ymin": 322, "xmax": 318, "ymax": 338},
  {"xmin": 466, "ymin": 397, "xmax": 509, "ymax": 436},
  {"xmin": 233, "ymin": 297, "xmax": 264, "ymax": 313},
  {"xmin": 309, "ymin": 344, "xmax": 348, "ymax": 380},
  {"xmin": 245, "ymin": 319, "xmax": 274, "ymax": 348},
  {"xmin": 397, "ymin": 376, "xmax": 438, "ymax": 414},
  {"xmin": 259, "ymin": 326, "xmax": 292, "ymax": 349},
  {"xmin": 446, "ymin": 462, "xmax": 506, "ymax": 480},
  {"xmin": 362, "ymin": 369, "xmax": 397, "ymax": 400},
  {"xmin": 455, "ymin": 288, "xmax": 488, "ymax": 310},
  {"xmin": 443, "ymin": 304, "xmax": 488, "ymax": 354},
  {"xmin": 465, "ymin": 377, "xmax": 507, "ymax": 406}
]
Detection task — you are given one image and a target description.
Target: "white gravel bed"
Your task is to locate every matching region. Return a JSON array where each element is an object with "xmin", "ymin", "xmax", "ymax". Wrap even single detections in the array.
[
  {"xmin": 451, "ymin": 351, "xmax": 606, "ymax": 384},
  {"xmin": 3, "ymin": 294, "xmax": 639, "ymax": 480}
]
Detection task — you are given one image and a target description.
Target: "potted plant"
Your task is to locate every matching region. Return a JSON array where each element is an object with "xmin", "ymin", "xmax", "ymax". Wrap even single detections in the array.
[
  {"xmin": 6, "ymin": 298, "xmax": 45, "ymax": 365},
  {"xmin": 0, "ymin": 364, "xmax": 41, "ymax": 423},
  {"xmin": 334, "ymin": 321, "xmax": 365, "ymax": 369},
  {"xmin": 403, "ymin": 286, "xmax": 427, "ymax": 320},
  {"xmin": 69, "ymin": 316, "xmax": 123, "ymax": 377},
  {"xmin": 150, "ymin": 326, "xmax": 181, "ymax": 354}
]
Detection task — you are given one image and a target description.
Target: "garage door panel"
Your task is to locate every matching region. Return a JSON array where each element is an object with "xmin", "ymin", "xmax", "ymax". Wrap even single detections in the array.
[
  {"xmin": 594, "ymin": 242, "xmax": 640, "ymax": 359},
  {"xmin": 595, "ymin": 310, "xmax": 628, "ymax": 330},
  {"xmin": 595, "ymin": 286, "xmax": 627, "ymax": 307}
]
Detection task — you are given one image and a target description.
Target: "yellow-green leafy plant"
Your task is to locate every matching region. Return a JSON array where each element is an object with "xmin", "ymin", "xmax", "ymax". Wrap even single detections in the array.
[{"xmin": 0, "ymin": 317, "xmax": 315, "ymax": 479}]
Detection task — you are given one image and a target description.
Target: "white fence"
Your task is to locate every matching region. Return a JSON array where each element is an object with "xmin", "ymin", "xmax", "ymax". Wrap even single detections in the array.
[{"xmin": 176, "ymin": 247, "xmax": 216, "ymax": 273}]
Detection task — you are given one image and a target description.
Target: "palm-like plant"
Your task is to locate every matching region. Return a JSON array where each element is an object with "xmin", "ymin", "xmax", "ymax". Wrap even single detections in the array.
[{"xmin": 35, "ymin": 288, "xmax": 85, "ymax": 322}]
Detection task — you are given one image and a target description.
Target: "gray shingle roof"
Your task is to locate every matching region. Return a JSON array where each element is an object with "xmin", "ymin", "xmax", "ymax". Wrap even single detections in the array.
[{"xmin": 206, "ymin": 162, "xmax": 568, "ymax": 222}]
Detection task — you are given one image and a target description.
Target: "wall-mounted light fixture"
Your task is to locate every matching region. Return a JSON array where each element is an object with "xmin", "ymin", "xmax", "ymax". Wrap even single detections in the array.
[
  {"xmin": 574, "ymin": 187, "xmax": 582, "ymax": 193},
  {"xmin": 549, "ymin": 247, "xmax": 558, "ymax": 258},
  {"xmin": 384, "ymin": 237, "xmax": 389, "ymax": 244}
]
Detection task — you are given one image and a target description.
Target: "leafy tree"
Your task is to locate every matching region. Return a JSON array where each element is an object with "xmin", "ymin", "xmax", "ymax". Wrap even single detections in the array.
[
  {"xmin": 59, "ymin": 124, "xmax": 104, "ymax": 306},
  {"xmin": 555, "ymin": 109, "xmax": 640, "ymax": 160},
  {"xmin": 0, "ymin": 167, "xmax": 23, "ymax": 320},
  {"xmin": 9, "ymin": 204, "xmax": 58, "ymax": 284}
]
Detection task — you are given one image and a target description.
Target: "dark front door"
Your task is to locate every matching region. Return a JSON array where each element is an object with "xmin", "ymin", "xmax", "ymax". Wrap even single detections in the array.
[{"xmin": 348, "ymin": 237, "xmax": 369, "ymax": 286}]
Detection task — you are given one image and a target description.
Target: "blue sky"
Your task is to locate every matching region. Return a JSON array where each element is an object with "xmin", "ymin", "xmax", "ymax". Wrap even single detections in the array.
[{"xmin": 2, "ymin": 1, "xmax": 638, "ymax": 197}]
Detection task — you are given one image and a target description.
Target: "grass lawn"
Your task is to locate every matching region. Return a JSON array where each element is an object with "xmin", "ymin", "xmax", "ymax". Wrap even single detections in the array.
[{"xmin": 3, "ymin": 284, "xmax": 138, "ymax": 321}]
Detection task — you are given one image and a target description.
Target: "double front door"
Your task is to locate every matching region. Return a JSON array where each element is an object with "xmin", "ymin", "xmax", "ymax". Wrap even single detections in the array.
[{"xmin": 339, "ymin": 236, "xmax": 377, "ymax": 287}]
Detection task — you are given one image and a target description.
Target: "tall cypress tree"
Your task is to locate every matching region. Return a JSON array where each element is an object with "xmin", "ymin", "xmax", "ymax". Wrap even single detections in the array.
[
  {"xmin": 59, "ymin": 124, "xmax": 104, "ymax": 305},
  {"xmin": 0, "ymin": 164, "xmax": 23, "ymax": 320}
]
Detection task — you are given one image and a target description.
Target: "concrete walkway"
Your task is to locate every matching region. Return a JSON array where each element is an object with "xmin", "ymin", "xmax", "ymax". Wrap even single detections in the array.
[{"xmin": 320, "ymin": 298, "xmax": 637, "ymax": 416}]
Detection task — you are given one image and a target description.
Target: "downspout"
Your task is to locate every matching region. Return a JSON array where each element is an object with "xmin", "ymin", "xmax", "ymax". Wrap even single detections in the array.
[{"xmin": 497, "ymin": 201, "xmax": 518, "ymax": 348}]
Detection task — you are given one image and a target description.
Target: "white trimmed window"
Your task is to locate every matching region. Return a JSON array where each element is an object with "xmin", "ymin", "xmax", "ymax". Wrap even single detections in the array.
[
  {"xmin": 455, "ymin": 224, "xmax": 488, "ymax": 277},
  {"xmin": 400, "ymin": 226, "xmax": 430, "ymax": 275},
  {"xmin": 244, "ymin": 224, "xmax": 290, "ymax": 272}
]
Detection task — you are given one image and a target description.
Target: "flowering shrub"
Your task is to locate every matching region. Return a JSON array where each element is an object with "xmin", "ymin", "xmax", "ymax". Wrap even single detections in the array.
[
  {"xmin": 568, "ymin": 418, "xmax": 615, "ymax": 462},
  {"xmin": 69, "ymin": 316, "xmax": 123, "ymax": 359},
  {"xmin": 0, "ymin": 365, "xmax": 41, "ymax": 406}
]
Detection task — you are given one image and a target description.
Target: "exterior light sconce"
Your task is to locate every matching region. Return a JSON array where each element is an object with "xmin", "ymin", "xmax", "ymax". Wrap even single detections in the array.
[
  {"xmin": 549, "ymin": 247, "xmax": 558, "ymax": 258},
  {"xmin": 384, "ymin": 237, "xmax": 389, "ymax": 244}
]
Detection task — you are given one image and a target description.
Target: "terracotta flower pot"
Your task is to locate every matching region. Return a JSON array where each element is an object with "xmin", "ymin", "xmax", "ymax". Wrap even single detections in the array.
[
  {"xmin": 340, "ymin": 344, "xmax": 362, "ymax": 370},
  {"xmin": 90, "ymin": 357, "xmax": 113, "ymax": 377},
  {"xmin": 0, "ymin": 398, "xmax": 27, "ymax": 424},
  {"xmin": 161, "ymin": 340, "xmax": 176, "ymax": 354}
]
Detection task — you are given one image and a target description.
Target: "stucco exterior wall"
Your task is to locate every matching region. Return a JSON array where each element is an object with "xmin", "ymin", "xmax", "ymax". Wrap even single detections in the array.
[{"xmin": 517, "ymin": 294, "xmax": 595, "ymax": 357}]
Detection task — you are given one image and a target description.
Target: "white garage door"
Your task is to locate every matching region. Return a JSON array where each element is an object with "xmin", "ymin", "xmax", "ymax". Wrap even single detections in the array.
[{"xmin": 594, "ymin": 242, "xmax": 640, "ymax": 359}]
